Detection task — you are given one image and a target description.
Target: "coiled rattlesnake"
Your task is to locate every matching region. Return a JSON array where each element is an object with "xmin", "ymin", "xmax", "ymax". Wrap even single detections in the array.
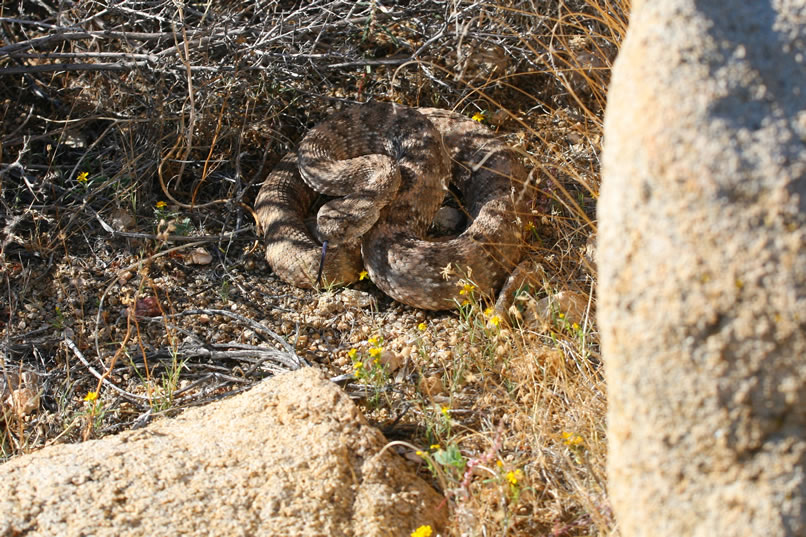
[{"xmin": 255, "ymin": 102, "xmax": 526, "ymax": 310}]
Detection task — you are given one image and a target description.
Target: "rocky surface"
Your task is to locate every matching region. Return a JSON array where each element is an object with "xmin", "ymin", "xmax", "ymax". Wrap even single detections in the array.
[
  {"xmin": 0, "ymin": 367, "xmax": 447, "ymax": 536},
  {"xmin": 599, "ymin": 1, "xmax": 806, "ymax": 536}
]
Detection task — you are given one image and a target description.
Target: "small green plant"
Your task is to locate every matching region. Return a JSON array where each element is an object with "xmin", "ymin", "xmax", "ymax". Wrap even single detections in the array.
[
  {"xmin": 421, "ymin": 402, "xmax": 454, "ymax": 443},
  {"xmin": 218, "ymin": 279, "xmax": 231, "ymax": 302},
  {"xmin": 73, "ymin": 170, "xmax": 111, "ymax": 195},
  {"xmin": 80, "ymin": 390, "xmax": 108, "ymax": 437},
  {"xmin": 51, "ymin": 306, "xmax": 66, "ymax": 330},
  {"xmin": 433, "ymin": 443, "xmax": 466, "ymax": 476},
  {"xmin": 153, "ymin": 200, "xmax": 169, "ymax": 219},
  {"xmin": 414, "ymin": 321, "xmax": 429, "ymax": 359},
  {"xmin": 562, "ymin": 430, "xmax": 587, "ymax": 464},
  {"xmin": 416, "ymin": 441, "xmax": 467, "ymax": 488},
  {"xmin": 348, "ymin": 335, "xmax": 390, "ymax": 407},
  {"xmin": 554, "ymin": 309, "xmax": 571, "ymax": 331},
  {"xmin": 452, "ymin": 278, "xmax": 503, "ymax": 364},
  {"xmin": 552, "ymin": 306, "xmax": 591, "ymax": 362},
  {"xmin": 524, "ymin": 220, "xmax": 540, "ymax": 241},
  {"xmin": 153, "ymin": 351, "xmax": 188, "ymax": 411},
  {"xmin": 153, "ymin": 201, "xmax": 193, "ymax": 236},
  {"xmin": 484, "ymin": 460, "xmax": 528, "ymax": 531},
  {"xmin": 501, "ymin": 464, "xmax": 525, "ymax": 504},
  {"xmin": 454, "ymin": 280, "xmax": 486, "ymax": 331}
]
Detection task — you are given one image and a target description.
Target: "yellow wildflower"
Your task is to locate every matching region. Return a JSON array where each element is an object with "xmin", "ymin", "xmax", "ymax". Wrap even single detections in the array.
[
  {"xmin": 417, "ymin": 322, "xmax": 427, "ymax": 331},
  {"xmin": 415, "ymin": 450, "xmax": 424, "ymax": 456},
  {"xmin": 411, "ymin": 525, "xmax": 433, "ymax": 537},
  {"xmin": 572, "ymin": 322, "xmax": 580, "ymax": 331},
  {"xmin": 496, "ymin": 460, "xmax": 504, "ymax": 467},
  {"xmin": 506, "ymin": 469, "xmax": 523, "ymax": 485},
  {"xmin": 156, "ymin": 201, "xmax": 168, "ymax": 209},
  {"xmin": 353, "ymin": 361, "xmax": 363, "ymax": 370},
  {"xmin": 562, "ymin": 431, "xmax": 584, "ymax": 446},
  {"xmin": 441, "ymin": 405, "xmax": 450, "ymax": 417},
  {"xmin": 459, "ymin": 283, "xmax": 475, "ymax": 296},
  {"xmin": 76, "ymin": 171, "xmax": 89, "ymax": 183},
  {"xmin": 471, "ymin": 112, "xmax": 485, "ymax": 122},
  {"xmin": 430, "ymin": 444, "xmax": 441, "ymax": 450},
  {"xmin": 347, "ymin": 348, "xmax": 357, "ymax": 359},
  {"xmin": 83, "ymin": 391, "xmax": 98, "ymax": 402},
  {"xmin": 368, "ymin": 336, "xmax": 379, "ymax": 346},
  {"xmin": 359, "ymin": 270, "xmax": 368, "ymax": 280},
  {"xmin": 368, "ymin": 346, "xmax": 382, "ymax": 357},
  {"xmin": 489, "ymin": 315, "xmax": 501, "ymax": 327}
]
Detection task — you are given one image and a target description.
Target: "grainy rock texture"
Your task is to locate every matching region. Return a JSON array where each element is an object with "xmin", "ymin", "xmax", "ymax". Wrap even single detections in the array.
[
  {"xmin": 599, "ymin": 1, "xmax": 806, "ymax": 536},
  {"xmin": 0, "ymin": 367, "xmax": 446, "ymax": 537}
]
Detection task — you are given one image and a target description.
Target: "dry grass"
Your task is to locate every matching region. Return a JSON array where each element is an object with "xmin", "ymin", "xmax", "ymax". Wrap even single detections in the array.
[{"xmin": 0, "ymin": 1, "xmax": 629, "ymax": 535}]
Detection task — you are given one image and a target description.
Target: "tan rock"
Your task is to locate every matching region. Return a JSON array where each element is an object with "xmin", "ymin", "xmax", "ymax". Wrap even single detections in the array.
[
  {"xmin": 599, "ymin": 1, "xmax": 806, "ymax": 536},
  {"xmin": 316, "ymin": 288, "xmax": 376, "ymax": 313},
  {"xmin": 418, "ymin": 374, "xmax": 445, "ymax": 399},
  {"xmin": 188, "ymin": 247, "xmax": 213, "ymax": 265},
  {"xmin": 0, "ymin": 367, "xmax": 446, "ymax": 536},
  {"xmin": 1, "ymin": 369, "xmax": 41, "ymax": 417}
]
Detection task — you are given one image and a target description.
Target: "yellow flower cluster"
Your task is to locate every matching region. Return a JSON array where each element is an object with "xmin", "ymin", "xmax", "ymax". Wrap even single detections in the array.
[
  {"xmin": 348, "ymin": 336, "xmax": 384, "ymax": 369},
  {"xmin": 483, "ymin": 307, "xmax": 501, "ymax": 327},
  {"xmin": 458, "ymin": 282, "xmax": 476, "ymax": 306},
  {"xmin": 562, "ymin": 431, "xmax": 584, "ymax": 447},
  {"xmin": 367, "ymin": 336, "xmax": 382, "ymax": 361},
  {"xmin": 411, "ymin": 525, "xmax": 433, "ymax": 537},
  {"xmin": 506, "ymin": 469, "xmax": 523, "ymax": 485},
  {"xmin": 416, "ymin": 444, "xmax": 441, "ymax": 458},
  {"xmin": 459, "ymin": 283, "xmax": 475, "ymax": 296}
]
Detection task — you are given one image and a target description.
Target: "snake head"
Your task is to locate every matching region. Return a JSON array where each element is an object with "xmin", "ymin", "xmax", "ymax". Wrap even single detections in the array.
[{"xmin": 315, "ymin": 195, "xmax": 386, "ymax": 244}]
